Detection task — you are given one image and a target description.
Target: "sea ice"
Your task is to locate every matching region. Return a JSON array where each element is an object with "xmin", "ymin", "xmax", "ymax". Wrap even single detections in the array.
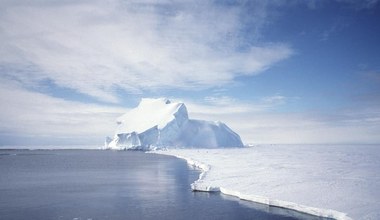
[{"xmin": 155, "ymin": 145, "xmax": 380, "ymax": 220}]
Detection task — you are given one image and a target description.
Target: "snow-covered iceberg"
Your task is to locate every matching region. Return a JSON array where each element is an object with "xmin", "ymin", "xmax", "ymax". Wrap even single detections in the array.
[{"xmin": 104, "ymin": 98, "xmax": 243, "ymax": 150}]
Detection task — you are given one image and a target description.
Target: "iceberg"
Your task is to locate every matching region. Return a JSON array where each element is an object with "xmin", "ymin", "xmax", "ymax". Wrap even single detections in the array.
[{"xmin": 105, "ymin": 98, "xmax": 243, "ymax": 150}]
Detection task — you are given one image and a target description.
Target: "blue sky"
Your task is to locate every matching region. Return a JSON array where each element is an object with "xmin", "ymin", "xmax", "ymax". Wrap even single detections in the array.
[{"xmin": 0, "ymin": 0, "xmax": 379, "ymax": 146}]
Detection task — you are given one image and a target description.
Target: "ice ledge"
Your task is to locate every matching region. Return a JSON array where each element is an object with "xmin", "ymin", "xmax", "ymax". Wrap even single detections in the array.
[{"xmin": 152, "ymin": 151, "xmax": 353, "ymax": 220}]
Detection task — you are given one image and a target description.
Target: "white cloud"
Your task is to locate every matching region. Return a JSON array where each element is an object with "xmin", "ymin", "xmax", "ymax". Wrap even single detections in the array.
[
  {"xmin": 2, "ymin": 1, "xmax": 378, "ymax": 146},
  {"xmin": 0, "ymin": 89, "xmax": 379, "ymax": 145},
  {"xmin": 181, "ymin": 96, "xmax": 380, "ymax": 144},
  {"xmin": 178, "ymin": 95, "xmax": 293, "ymax": 116},
  {"xmin": 0, "ymin": 0, "xmax": 292, "ymax": 103},
  {"xmin": 0, "ymin": 79, "xmax": 126, "ymax": 145}
]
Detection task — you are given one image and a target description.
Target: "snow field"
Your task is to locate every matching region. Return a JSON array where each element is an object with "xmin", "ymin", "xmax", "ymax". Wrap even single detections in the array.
[{"xmin": 155, "ymin": 145, "xmax": 380, "ymax": 220}]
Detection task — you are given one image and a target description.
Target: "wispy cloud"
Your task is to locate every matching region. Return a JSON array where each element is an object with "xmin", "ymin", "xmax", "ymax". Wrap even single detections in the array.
[
  {"xmin": 1, "ymin": 0, "xmax": 378, "ymax": 146},
  {"xmin": 1, "ymin": 86, "xmax": 379, "ymax": 145},
  {"xmin": 177, "ymin": 95, "xmax": 291, "ymax": 116},
  {"xmin": 0, "ymin": 79, "xmax": 126, "ymax": 145},
  {"xmin": 336, "ymin": 0, "xmax": 379, "ymax": 10},
  {"xmin": 320, "ymin": 17, "xmax": 349, "ymax": 41},
  {"xmin": 0, "ymin": 0, "xmax": 292, "ymax": 103},
  {"xmin": 180, "ymin": 96, "xmax": 380, "ymax": 144}
]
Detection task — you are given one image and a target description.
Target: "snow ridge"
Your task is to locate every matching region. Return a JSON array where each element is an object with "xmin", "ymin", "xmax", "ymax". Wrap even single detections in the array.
[{"xmin": 154, "ymin": 151, "xmax": 352, "ymax": 220}]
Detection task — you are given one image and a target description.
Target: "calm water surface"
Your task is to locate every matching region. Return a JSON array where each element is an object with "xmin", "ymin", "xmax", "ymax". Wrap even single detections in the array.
[{"xmin": 0, "ymin": 150, "xmax": 328, "ymax": 220}]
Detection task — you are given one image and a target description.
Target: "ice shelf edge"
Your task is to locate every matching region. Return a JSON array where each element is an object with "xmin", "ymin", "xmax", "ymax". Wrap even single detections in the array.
[{"xmin": 152, "ymin": 151, "xmax": 353, "ymax": 220}]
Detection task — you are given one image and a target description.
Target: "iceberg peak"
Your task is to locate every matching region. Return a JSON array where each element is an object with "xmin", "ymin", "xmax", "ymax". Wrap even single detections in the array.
[{"xmin": 105, "ymin": 98, "xmax": 243, "ymax": 150}]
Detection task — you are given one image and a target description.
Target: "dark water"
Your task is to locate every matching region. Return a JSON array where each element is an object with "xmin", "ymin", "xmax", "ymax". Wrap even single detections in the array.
[{"xmin": 0, "ymin": 150, "xmax": 327, "ymax": 220}]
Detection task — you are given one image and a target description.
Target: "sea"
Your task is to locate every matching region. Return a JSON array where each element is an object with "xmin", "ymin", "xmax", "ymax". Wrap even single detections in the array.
[{"xmin": 0, "ymin": 149, "xmax": 330, "ymax": 220}]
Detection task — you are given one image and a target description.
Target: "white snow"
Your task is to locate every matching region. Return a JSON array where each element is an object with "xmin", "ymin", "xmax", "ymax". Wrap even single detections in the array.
[
  {"xmin": 154, "ymin": 145, "xmax": 380, "ymax": 220},
  {"xmin": 116, "ymin": 98, "xmax": 185, "ymax": 134},
  {"xmin": 105, "ymin": 98, "xmax": 243, "ymax": 150}
]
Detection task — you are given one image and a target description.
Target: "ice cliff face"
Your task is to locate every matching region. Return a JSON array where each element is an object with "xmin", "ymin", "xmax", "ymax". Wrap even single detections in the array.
[{"xmin": 104, "ymin": 98, "xmax": 244, "ymax": 150}]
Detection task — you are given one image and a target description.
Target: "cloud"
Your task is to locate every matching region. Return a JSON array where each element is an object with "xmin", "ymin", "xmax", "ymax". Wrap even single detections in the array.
[
  {"xmin": 1, "ymin": 88, "xmax": 379, "ymax": 146},
  {"xmin": 181, "ymin": 96, "xmax": 380, "ymax": 144},
  {"xmin": 176, "ymin": 95, "xmax": 290, "ymax": 116},
  {"xmin": 303, "ymin": 0, "xmax": 379, "ymax": 10},
  {"xmin": 336, "ymin": 0, "xmax": 379, "ymax": 10},
  {"xmin": 0, "ymin": 0, "xmax": 292, "ymax": 103},
  {"xmin": 320, "ymin": 17, "xmax": 349, "ymax": 41},
  {"xmin": 0, "ymin": 79, "xmax": 126, "ymax": 145}
]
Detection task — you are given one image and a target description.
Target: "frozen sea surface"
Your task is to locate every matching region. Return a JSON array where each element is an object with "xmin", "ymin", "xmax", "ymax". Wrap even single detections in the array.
[{"xmin": 155, "ymin": 145, "xmax": 380, "ymax": 220}]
